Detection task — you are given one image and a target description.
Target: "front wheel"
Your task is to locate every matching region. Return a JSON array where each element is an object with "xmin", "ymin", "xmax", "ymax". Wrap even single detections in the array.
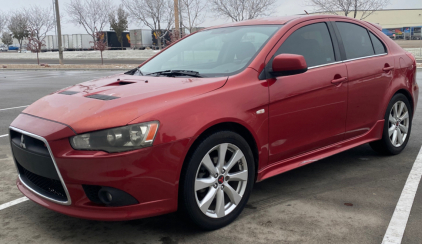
[
  {"xmin": 370, "ymin": 93, "xmax": 412, "ymax": 155},
  {"xmin": 180, "ymin": 131, "xmax": 255, "ymax": 230}
]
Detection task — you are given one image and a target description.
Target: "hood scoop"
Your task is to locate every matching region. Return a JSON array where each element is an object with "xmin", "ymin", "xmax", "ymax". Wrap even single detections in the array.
[
  {"xmin": 85, "ymin": 94, "xmax": 119, "ymax": 101},
  {"xmin": 59, "ymin": 91, "xmax": 79, "ymax": 95},
  {"xmin": 106, "ymin": 80, "xmax": 136, "ymax": 86}
]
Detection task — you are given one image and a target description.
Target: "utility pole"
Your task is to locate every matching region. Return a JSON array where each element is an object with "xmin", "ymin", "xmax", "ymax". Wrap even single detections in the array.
[
  {"xmin": 54, "ymin": 0, "xmax": 64, "ymax": 65},
  {"xmin": 179, "ymin": 0, "xmax": 183, "ymax": 37},
  {"xmin": 174, "ymin": 0, "xmax": 180, "ymax": 40}
]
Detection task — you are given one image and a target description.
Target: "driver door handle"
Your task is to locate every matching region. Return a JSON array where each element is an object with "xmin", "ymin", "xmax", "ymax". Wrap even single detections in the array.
[
  {"xmin": 331, "ymin": 77, "xmax": 347, "ymax": 85},
  {"xmin": 383, "ymin": 66, "xmax": 394, "ymax": 72}
]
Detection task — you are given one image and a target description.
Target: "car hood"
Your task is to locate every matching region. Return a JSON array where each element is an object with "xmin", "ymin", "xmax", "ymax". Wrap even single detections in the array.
[{"xmin": 23, "ymin": 74, "xmax": 227, "ymax": 134}]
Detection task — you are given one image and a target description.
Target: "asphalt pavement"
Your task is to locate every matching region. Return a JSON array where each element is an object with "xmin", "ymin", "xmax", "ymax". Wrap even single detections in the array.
[
  {"xmin": 0, "ymin": 59, "xmax": 146, "ymax": 65},
  {"xmin": 0, "ymin": 70, "xmax": 421, "ymax": 244}
]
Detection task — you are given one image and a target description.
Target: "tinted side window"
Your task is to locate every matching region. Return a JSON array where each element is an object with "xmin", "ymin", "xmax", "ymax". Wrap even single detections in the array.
[
  {"xmin": 369, "ymin": 32, "xmax": 387, "ymax": 55},
  {"xmin": 336, "ymin": 22, "xmax": 374, "ymax": 59},
  {"xmin": 275, "ymin": 23, "xmax": 335, "ymax": 67}
]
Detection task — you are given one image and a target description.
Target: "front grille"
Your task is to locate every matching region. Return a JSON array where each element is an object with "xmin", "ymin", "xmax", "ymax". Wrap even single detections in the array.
[
  {"xmin": 10, "ymin": 128, "xmax": 70, "ymax": 204},
  {"xmin": 17, "ymin": 162, "xmax": 67, "ymax": 201}
]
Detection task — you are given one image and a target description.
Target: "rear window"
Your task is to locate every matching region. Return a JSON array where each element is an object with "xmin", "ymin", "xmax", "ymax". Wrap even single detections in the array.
[
  {"xmin": 336, "ymin": 22, "xmax": 375, "ymax": 60},
  {"xmin": 369, "ymin": 32, "xmax": 387, "ymax": 55}
]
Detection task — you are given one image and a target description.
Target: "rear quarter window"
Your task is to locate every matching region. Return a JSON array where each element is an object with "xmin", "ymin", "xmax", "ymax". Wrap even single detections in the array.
[{"xmin": 369, "ymin": 32, "xmax": 387, "ymax": 55}]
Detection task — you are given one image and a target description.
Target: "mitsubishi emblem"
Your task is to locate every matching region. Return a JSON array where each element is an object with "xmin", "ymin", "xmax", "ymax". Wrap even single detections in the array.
[{"xmin": 20, "ymin": 135, "xmax": 26, "ymax": 149}]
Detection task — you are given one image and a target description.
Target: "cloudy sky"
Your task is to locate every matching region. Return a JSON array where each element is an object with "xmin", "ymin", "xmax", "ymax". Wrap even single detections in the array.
[{"xmin": 0, "ymin": 0, "xmax": 421, "ymax": 35}]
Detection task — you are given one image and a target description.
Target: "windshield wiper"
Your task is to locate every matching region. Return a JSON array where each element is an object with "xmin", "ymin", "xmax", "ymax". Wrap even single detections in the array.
[
  {"xmin": 146, "ymin": 70, "xmax": 202, "ymax": 78},
  {"xmin": 136, "ymin": 67, "xmax": 144, "ymax": 76}
]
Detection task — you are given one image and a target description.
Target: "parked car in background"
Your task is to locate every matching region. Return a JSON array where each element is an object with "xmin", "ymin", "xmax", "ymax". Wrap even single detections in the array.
[
  {"xmin": 8, "ymin": 46, "xmax": 19, "ymax": 51},
  {"xmin": 9, "ymin": 15, "xmax": 418, "ymax": 230},
  {"xmin": 0, "ymin": 45, "xmax": 8, "ymax": 51}
]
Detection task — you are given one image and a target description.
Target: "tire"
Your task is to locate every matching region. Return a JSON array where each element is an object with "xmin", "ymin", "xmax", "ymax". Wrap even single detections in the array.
[
  {"xmin": 180, "ymin": 130, "xmax": 255, "ymax": 230},
  {"xmin": 370, "ymin": 93, "xmax": 412, "ymax": 155}
]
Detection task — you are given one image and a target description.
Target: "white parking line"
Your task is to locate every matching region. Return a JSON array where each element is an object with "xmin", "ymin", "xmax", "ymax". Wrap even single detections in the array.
[
  {"xmin": 0, "ymin": 197, "xmax": 28, "ymax": 211},
  {"xmin": 0, "ymin": 105, "xmax": 28, "ymax": 111},
  {"xmin": 382, "ymin": 146, "xmax": 422, "ymax": 244},
  {"xmin": 0, "ymin": 134, "xmax": 8, "ymax": 138}
]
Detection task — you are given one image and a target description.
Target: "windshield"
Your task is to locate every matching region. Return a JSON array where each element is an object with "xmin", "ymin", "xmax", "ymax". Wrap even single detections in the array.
[{"xmin": 139, "ymin": 25, "xmax": 282, "ymax": 77}]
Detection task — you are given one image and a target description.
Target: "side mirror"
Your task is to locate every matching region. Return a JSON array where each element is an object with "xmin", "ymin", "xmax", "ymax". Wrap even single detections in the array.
[{"xmin": 270, "ymin": 54, "xmax": 308, "ymax": 77}]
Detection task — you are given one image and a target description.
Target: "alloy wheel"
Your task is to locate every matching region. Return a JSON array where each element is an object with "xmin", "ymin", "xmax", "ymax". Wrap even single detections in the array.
[
  {"xmin": 388, "ymin": 101, "xmax": 410, "ymax": 147},
  {"xmin": 194, "ymin": 143, "xmax": 248, "ymax": 218}
]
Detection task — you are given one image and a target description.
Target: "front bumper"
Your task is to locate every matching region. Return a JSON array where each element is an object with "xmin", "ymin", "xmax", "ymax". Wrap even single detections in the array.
[{"xmin": 11, "ymin": 114, "xmax": 190, "ymax": 221}]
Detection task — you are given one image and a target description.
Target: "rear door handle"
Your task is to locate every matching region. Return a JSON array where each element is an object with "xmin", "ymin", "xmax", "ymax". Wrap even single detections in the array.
[
  {"xmin": 383, "ymin": 67, "xmax": 394, "ymax": 72},
  {"xmin": 331, "ymin": 77, "xmax": 347, "ymax": 85}
]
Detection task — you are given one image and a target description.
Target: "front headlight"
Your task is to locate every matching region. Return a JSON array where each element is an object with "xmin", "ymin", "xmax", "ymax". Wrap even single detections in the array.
[{"xmin": 70, "ymin": 121, "xmax": 159, "ymax": 153}]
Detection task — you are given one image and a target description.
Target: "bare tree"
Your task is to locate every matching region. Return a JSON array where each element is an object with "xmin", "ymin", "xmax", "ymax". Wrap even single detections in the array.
[
  {"xmin": 210, "ymin": 0, "xmax": 277, "ymax": 22},
  {"xmin": 109, "ymin": 5, "xmax": 129, "ymax": 50},
  {"xmin": 24, "ymin": 5, "xmax": 55, "ymax": 53},
  {"xmin": 308, "ymin": 0, "xmax": 390, "ymax": 20},
  {"xmin": 0, "ymin": 11, "xmax": 8, "ymax": 34},
  {"xmin": 308, "ymin": 0, "xmax": 352, "ymax": 16},
  {"xmin": 358, "ymin": 0, "xmax": 390, "ymax": 20},
  {"xmin": 1, "ymin": 32, "xmax": 13, "ymax": 48},
  {"xmin": 123, "ymin": 0, "xmax": 174, "ymax": 49},
  {"xmin": 180, "ymin": 0, "xmax": 207, "ymax": 33},
  {"xmin": 66, "ymin": 0, "xmax": 114, "ymax": 43},
  {"xmin": 27, "ymin": 28, "xmax": 46, "ymax": 65},
  {"xmin": 90, "ymin": 30, "xmax": 109, "ymax": 64},
  {"xmin": 8, "ymin": 12, "xmax": 29, "ymax": 53}
]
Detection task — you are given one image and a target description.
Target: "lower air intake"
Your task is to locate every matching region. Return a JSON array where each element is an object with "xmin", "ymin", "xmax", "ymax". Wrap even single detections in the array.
[{"xmin": 17, "ymin": 162, "xmax": 68, "ymax": 202}]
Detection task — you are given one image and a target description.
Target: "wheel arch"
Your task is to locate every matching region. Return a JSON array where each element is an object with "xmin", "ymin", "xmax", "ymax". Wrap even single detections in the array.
[
  {"xmin": 181, "ymin": 121, "xmax": 260, "ymax": 181},
  {"xmin": 394, "ymin": 89, "xmax": 414, "ymax": 116},
  {"xmin": 177, "ymin": 121, "xmax": 260, "ymax": 210}
]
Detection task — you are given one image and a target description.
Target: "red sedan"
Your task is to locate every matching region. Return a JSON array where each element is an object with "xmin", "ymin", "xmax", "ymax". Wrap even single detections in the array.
[{"xmin": 9, "ymin": 15, "xmax": 418, "ymax": 230}]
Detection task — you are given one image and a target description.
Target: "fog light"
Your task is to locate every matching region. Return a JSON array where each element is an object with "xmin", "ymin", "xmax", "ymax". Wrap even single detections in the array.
[
  {"xmin": 106, "ymin": 192, "xmax": 113, "ymax": 202},
  {"xmin": 92, "ymin": 186, "xmax": 139, "ymax": 207},
  {"xmin": 99, "ymin": 190, "xmax": 113, "ymax": 205}
]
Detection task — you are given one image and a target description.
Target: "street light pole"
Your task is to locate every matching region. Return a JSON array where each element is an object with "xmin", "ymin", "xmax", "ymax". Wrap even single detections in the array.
[
  {"xmin": 174, "ymin": 0, "xmax": 180, "ymax": 40},
  {"xmin": 54, "ymin": 0, "xmax": 64, "ymax": 65}
]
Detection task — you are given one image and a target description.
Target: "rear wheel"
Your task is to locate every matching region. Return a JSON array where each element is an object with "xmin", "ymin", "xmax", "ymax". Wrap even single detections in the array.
[
  {"xmin": 370, "ymin": 93, "xmax": 412, "ymax": 155},
  {"xmin": 180, "ymin": 131, "xmax": 255, "ymax": 230}
]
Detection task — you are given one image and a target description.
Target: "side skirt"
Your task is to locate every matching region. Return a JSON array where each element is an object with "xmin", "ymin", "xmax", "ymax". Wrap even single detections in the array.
[{"xmin": 257, "ymin": 120, "xmax": 385, "ymax": 182}]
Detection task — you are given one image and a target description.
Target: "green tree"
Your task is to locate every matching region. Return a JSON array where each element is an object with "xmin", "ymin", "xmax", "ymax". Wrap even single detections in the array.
[
  {"xmin": 8, "ymin": 12, "xmax": 29, "ymax": 53},
  {"xmin": 1, "ymin": 32, "xmax": 13, "ymax": 48},
  {"xmin": 109, "ymin": 5, "xmax": 129, "ymax": 50}
]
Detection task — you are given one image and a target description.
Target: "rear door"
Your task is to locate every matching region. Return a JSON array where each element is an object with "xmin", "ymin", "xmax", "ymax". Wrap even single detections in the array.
[
  {"xmin": 332, "ymin": 20, "xmax": 395, "ymax": 139},
  {"xmin": 266, "ymin": 20, "xmax": 349, "ymax": 164}
]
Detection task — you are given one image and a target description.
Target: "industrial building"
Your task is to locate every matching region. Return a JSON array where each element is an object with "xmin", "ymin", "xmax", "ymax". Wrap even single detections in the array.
[
  {"xmin": 311, "ymin": 8, "xmax": 422, "ymax": 39},
  {"xmin": 311, "ymin": 8, "xmax": 422, "ymax": 28}
]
